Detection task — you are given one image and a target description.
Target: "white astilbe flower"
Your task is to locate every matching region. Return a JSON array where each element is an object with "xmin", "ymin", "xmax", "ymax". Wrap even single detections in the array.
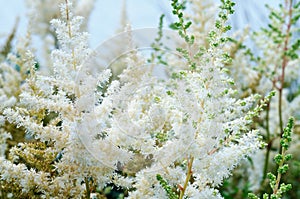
[
  {"xmin": 26, "ymin": 0, "xmax": 96, "ymax": 73},
  {"xmin": 0, "ymin": 34, "xmax": 35, "ymax": 110},
  {"xmin": 0, "ymin": 31, "xmax": 36, "ymax": 167},
  {"xmin": 111, "ymin": 26, "xmax": 263, "ymax": 199},
  {"xmin": 106, "ymin": 2, "xmax": 265, "ymax": 198},
  {"xmin": 187, "ymin": 0, "xmax": 218, "ymax": 48},
  {"xmin": 0, "ymin": 157, "xmax": 51, "ymax": 195},
  {"xmin": 126, "ymin": 170, "xmax": 168, "ymax": 199},
  {"xmin": 193, "ymin": 130, "xmax": 261, "ymax": 187},
  {"xmin": 1, "ymin": 1, "xmax": 128, "ymax": 197},
  {"xmin": 0, "ymin": 63, "xmax": 19, "ymax": 110},
  {"xmin": 45, "ymin": 0, "xmax": 128, "ymax": 189}
]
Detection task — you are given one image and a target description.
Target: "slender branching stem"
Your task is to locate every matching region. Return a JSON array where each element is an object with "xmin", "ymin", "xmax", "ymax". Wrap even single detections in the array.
[
  {"xmin": 65, "ymin": 0, "xmax": 76, "ymax": 70},
  {"xmin": 262, "ymin": 101, "xmax": 271, "ymax": 181},
  {"xmin": 278, "ymin": 0, "xmax": 293, "ymax": 154},
  {"xmin": 274, "ymin": 148, "xmax": 286, "ymax": 195},
  {"xmin": 65, "ymin": 0, "xmax": 72, "ymax": 38},
  {"xmin": 179, "ymin": 156, "xmax": 194, "ymax": 199}
]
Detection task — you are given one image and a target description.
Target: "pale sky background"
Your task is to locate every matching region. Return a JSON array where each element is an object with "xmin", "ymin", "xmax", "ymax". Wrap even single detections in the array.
[{"xmin": 0, "ymin": 0, "xmax": 280, "ymax": 49}]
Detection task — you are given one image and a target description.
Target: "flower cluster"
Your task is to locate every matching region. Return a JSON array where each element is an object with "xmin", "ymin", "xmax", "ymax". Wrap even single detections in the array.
[{"xmin": 0, "ymin": 0, "xmax": 299, "ymax": 198}]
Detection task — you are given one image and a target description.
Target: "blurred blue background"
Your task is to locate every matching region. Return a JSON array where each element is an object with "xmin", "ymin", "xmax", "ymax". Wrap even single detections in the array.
[{"xmin": 0, "ymin": 0, "xmax": 280, "ymax": 48}]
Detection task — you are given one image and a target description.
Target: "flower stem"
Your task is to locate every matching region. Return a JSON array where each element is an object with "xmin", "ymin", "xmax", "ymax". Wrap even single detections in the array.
[
  {"xmin": 274, "ymin": 148, "xmax": 286, "ymax": 194},
  {"xmin": 179, "ymin": 156, "xmax": 194, "ymax": 199},
  {"xmin": 65, "ymin": 0, "xmax": 76, "ymax": 70},
  {"xmin": 278, "ymin": 0, "xmax": 293, "ymax": 154},
  {"xmin": 262, "ymin": 102, "xmax": 271, "ymax": 181}
]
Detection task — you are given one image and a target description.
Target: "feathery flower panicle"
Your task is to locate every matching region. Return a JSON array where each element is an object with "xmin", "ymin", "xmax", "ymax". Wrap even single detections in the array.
[
  {"xmin": 26, "ymin": 0, "xmax": 96, "ymax": 73},
  {"xmin": 105, "ymin": 1, "xmax": 268, "ymax": 198},
  {"xmin": 1, "ymin": 1, "xmax": 128, "ymax": 197}
]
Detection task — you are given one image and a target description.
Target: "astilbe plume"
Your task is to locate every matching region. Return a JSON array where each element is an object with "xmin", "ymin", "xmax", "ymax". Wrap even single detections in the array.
[
  {"xmin": 26, "ymin": 0, "xmax": 96, "ymax": 73},
  {"xmin": 1, "ymin": 1, "xmax": 129, "ymax": 198},
  {"xmin": 103, "ymin": 0, "xmax": 269, "ymax": 198},
  {"xmin": 0, "ymin": 28, "xmax": 36, "ymax": 158}
]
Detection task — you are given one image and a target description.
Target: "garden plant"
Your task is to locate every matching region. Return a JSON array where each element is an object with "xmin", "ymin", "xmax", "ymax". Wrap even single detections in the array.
[{"xmin": 0, "ymin": 0, "xmax": 299, "ymax": 198}]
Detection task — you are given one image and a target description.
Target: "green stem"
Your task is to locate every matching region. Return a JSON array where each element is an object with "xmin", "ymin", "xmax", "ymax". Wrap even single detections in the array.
[
  {"xmin": 65, "ymin": 0, "xmax": 72, "ymax": 38},
  {"xmin": 179, "ymin": 156, "xmax": 194, "ymax": 199},
  {"xmin": 262, "ymin": 102, "xmax": 271, "ymax": 181},
  {"xmin": 278, "ymin": 0, "xmax": 292, "ymax": 154},
  {"xmin": 274, "ymin": 148, "xmax": 286, "ymax": 194},
  {"xmin": 65, "ymin": 0, "xmax": 76, "ymax": 71}
]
